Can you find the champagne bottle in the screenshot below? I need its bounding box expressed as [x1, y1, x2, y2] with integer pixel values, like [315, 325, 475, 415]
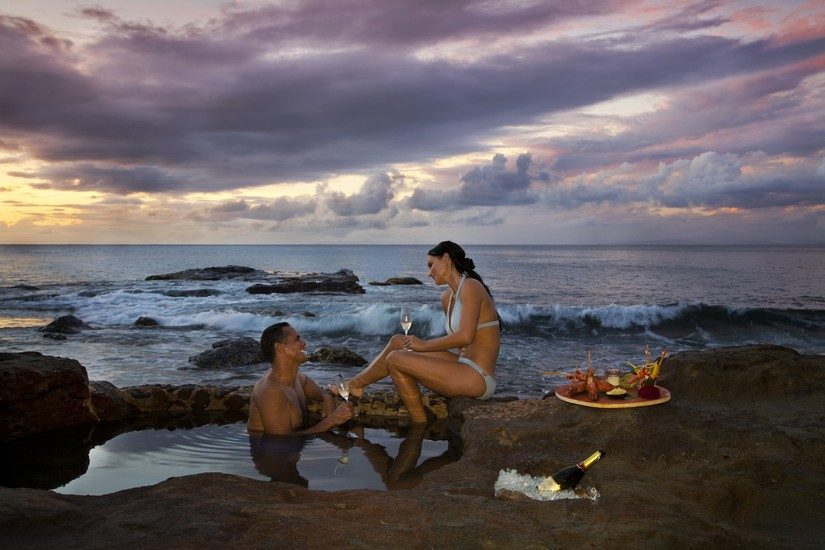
[538, 450, 605, 492]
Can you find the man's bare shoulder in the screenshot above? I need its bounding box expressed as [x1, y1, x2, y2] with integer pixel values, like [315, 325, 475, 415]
[252, 378, 289, 400]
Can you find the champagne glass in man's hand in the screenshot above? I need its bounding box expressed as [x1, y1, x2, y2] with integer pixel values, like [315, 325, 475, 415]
[334, 373, 349, 401]
[333, 373, 358, 418]
[400, 305, 412, 350]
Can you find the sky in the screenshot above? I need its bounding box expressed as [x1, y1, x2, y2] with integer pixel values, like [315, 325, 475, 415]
[0, 0, 823, 244]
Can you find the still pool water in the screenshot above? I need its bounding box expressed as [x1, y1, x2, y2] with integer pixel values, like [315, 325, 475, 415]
[52, 422, 459, 495]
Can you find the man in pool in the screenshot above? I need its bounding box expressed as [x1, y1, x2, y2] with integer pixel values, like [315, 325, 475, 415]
[248, 322, 354, 435]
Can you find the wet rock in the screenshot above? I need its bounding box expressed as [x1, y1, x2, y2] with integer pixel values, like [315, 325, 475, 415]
[302, 311, 316, 317]
[307, 346, 368, 366]
[118, 384, 252, 414]
[134, 316, 159, 327]
[163, 289, 222, 298]
[0, 352, 98, 441]
[89, 381, 138, 420]
[368, 277, 424, 286]
[146, 265, 265, 281]
[39, 315, 88, 334]
[246, 269, 365, 294]
[188, 337, 264, 369]
[10, 284, 41, 291]
[42, 333, 67, 340]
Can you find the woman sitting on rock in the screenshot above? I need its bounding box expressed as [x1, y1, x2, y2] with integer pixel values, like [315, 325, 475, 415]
[344, 241, 501, 423]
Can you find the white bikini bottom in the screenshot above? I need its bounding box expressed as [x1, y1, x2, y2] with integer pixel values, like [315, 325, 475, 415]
[458, 356, 496, 400]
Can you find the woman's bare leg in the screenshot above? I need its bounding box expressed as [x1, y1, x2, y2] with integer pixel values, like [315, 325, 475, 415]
[346, 334, 405, 396]
[389, 367, 428, 422]
[386, 351, 487, 423]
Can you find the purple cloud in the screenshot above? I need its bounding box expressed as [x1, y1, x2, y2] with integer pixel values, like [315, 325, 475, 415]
[408, 154, 539, 210]
[0, 5, 822, 196]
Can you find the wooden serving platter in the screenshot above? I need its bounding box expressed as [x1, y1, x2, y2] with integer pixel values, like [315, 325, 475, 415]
[554, 385, 671, 408]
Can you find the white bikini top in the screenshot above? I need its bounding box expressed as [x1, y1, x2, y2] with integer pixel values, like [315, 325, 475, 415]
[446, 273, 500, 335]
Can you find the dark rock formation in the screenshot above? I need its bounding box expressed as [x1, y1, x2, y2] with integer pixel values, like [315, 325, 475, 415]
[89, 381, 138, 420]
[0, 352, 98, 441]
[39, 315, 88, 334]
[1, 345, 823, 548]
[307, 346, 368, 366]
[134, 316, 159, 327]
[188, 337, 264, 369]
[146, 265, 264, 281]
[42, 333, 67, 340]
[163, 289, 222, 298]
[246, 269, 365, 294]
[369, 277, 424, 286]
[10, 284, 41, 291]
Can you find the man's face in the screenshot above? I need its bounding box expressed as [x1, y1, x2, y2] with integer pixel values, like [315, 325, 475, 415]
[277, 326, 307, 364]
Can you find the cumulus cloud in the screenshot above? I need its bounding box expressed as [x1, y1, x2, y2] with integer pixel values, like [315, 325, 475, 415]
[542, 151, 825, 210]
[408, 154, 539, 211]
[325, 173, 396, 216]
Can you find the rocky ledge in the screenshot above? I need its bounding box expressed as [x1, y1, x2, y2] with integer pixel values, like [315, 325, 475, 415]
[368, 277, 424, 286]
[146, 265, 265, 281]
[1, 345, 823, 548]
[246, 269, 365, 294]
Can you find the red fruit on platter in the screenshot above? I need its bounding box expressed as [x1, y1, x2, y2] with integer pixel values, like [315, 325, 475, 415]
[637, 385, 661, 399]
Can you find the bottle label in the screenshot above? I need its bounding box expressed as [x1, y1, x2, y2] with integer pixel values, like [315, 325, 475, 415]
[537, 476, 561, 492]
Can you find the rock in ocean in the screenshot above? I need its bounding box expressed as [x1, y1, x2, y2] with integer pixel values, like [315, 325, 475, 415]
[246, 269, 365, 294]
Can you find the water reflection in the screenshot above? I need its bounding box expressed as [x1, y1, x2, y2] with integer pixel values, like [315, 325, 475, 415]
[248, 423, 461, 490]
[248, 433, 309, 488]
[1, 416, 461, 494]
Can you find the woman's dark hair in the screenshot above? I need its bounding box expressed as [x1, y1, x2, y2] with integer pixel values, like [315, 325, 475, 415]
[261, 322, 291, 363]
[428, 241, 502, 327]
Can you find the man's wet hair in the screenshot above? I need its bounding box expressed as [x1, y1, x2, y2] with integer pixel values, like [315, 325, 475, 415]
[261, 322, 291, 363]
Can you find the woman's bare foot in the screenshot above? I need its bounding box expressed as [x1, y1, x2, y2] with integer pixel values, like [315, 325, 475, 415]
[329, 381, 365, 398]
[347, 381, 365, 398]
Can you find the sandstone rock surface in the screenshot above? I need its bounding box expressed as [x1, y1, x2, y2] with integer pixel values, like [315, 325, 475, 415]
[0, 352, 97, 441]
[0, 345, 823, 548]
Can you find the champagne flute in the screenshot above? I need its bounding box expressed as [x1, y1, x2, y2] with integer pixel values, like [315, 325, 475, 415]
[400, 305, 412, 350]
[334, 373, 349, 402]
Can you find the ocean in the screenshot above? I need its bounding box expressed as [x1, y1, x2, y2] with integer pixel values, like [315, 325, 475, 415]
[1, 244, 823, 397]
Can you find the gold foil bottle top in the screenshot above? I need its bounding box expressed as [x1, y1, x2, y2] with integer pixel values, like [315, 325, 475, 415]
[580, 450, 605, 470]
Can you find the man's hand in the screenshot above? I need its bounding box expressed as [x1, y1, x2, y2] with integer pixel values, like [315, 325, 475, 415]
[329, 401, 355, 426]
